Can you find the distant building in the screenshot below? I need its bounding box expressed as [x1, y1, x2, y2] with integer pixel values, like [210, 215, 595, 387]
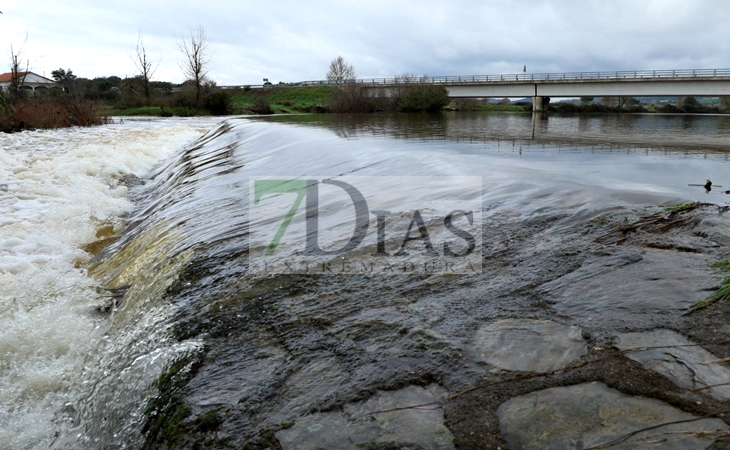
[0, 71, 61, 93]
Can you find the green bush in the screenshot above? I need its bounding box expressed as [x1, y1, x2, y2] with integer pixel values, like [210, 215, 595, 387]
[554, 103, 581, 113]
[657, 104, 684, 113]
[682, 96, 699, 107]
[395, 85, 449, 112]
[329, 85, 375, 113]
[204, 91, 232, 115]
[249, 94, 274, 114]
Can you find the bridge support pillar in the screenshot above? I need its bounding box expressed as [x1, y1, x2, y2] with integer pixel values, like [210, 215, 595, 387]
[532, 96, 550, 112]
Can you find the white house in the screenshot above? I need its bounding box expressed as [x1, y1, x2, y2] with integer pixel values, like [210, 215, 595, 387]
[0, 71, 60, 93]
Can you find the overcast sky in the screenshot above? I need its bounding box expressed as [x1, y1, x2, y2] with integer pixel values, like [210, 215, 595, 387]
[1, 0, 729, 86]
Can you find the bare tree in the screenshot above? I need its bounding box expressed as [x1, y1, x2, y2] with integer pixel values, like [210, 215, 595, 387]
[394, 72, 419, 83]
[133, 34, 158, 105]
[392, 72, 418, 97]
[178, 26, 210, 104]
[326, 56, 356, 82]
[8, 34, 29, 98]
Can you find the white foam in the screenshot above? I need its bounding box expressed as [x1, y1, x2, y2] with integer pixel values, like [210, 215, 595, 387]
[0, 117, 221, 449]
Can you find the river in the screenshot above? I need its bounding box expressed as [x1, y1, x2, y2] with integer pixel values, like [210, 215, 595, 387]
[2, 112, 730, 449]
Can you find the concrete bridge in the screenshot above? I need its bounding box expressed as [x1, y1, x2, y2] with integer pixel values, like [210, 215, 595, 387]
[231, 69, 730, 112]
[360, 69, 730, 112]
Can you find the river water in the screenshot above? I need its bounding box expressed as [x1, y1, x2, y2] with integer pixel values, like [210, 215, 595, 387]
[2, 112, 730, 449]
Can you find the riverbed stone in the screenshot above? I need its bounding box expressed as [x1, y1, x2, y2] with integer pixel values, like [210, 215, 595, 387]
[497, 382, 728, 449]
[275, 384, 454, 450]
[268, 357, 348, 426]
[541, 248, 720, 327]
[473, 319, 586, 372]
[616, 329, 730, 400]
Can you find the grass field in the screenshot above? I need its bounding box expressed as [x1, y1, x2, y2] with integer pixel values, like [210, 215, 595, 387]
[231, 86, 336, 114]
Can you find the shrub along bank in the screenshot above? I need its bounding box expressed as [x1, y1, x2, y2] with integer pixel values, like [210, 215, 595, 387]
[0, 91, 109, 132]
[229, 84, 451, 115]
[327, 84, 451, 113]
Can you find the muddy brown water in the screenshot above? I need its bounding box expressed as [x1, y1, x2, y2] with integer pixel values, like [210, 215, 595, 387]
[44, 112, 730, 448]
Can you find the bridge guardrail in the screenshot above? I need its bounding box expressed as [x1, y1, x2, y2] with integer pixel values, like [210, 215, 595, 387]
[221, 69, 730, 90]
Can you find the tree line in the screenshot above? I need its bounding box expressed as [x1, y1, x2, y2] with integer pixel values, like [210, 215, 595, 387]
[324, 56, 450, 113]
[1, 25, 229, 130]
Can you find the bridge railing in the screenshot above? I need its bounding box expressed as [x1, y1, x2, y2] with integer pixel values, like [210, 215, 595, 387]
[220, 69, 730, 90]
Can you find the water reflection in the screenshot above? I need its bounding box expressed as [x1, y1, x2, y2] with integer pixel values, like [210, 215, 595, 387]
[247, 112, 730, 202]
[253, 112, 730, 152]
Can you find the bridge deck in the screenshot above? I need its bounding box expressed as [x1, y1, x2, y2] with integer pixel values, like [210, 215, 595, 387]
[222, 69, 730, 97]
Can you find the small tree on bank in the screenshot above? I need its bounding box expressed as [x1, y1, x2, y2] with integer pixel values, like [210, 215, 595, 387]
[326, 56, 356, 82]
[51, 68, 78, 94]
[178, 26, 210, 105]
[8, 34, 29, 98]
[133, 34, 158, 105]
[51, 68, 77, 84]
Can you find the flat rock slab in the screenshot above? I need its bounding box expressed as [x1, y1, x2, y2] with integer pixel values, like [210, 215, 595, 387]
[540, 248, 720, 327]
[497, 382, 728, 449]
[276, 384, 454, 450]
[473, 319, 586, 372]
[616, 329, 730, 401]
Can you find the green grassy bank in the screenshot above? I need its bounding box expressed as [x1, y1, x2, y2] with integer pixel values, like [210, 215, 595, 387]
[231, 86, 335, 114]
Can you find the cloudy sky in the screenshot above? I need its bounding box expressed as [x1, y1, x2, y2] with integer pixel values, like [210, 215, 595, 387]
[1, 0, 729, 86]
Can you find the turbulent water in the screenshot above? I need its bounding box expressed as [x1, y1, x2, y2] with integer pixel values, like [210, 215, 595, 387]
[0, 117, 222, 449]
[2, 112, 730, 449]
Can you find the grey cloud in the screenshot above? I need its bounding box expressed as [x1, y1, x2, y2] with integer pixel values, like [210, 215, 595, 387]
[1, 0, 729, 84]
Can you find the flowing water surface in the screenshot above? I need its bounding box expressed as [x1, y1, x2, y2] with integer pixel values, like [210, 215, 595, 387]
[2, 112, 730, 449]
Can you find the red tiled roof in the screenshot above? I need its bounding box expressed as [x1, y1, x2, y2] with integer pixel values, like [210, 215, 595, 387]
[0, 72, 57, 84]
[0, 72, 29, 82]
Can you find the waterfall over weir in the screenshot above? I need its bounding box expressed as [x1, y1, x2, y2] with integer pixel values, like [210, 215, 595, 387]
[4, 113, 730, 448]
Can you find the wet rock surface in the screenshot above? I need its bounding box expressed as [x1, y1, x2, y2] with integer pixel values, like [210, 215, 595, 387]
[276, 385, 454, 450]
[497, 382, 729, 449]
[540, 247, 721, 328]
[617, 329, 730, 401]
[473, 319, 587, 372]
[140, 204, 730, 449]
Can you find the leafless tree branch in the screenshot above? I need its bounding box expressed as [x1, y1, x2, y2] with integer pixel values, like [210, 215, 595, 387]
[177, 26, 210, 104]
[133, 33, 159, 105]
[8, 33, 29, 98]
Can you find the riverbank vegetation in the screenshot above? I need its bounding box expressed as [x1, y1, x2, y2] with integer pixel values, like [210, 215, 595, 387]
[6, 78, 730, 132]
[230, 86, 335, 114]
[548, 95, 727, 114]
[1, 26, 232, 132]
[326, 83, 451, 113]
[0, 90, 109, 132]
[689, 259, 730, 312]
[6, 36, 730, 132]
[5, 32, 730, 132]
